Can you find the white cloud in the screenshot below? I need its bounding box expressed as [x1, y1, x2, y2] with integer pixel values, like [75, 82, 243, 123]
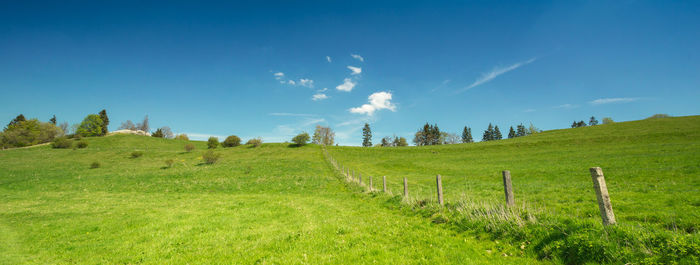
[458, 57, 537, 93]
[299, 78, 314, 88]
[274, 72, 284, 80]
[318, 87, 328, 92]
[336, 78, 356, 92]
[554, 103, 579, 109]
[326, 56, 332, 62]
[349, 91, 396, 116]
[287, 80, 296, 85]
[590, 97, 640, 105]
[312, 93, 328, 101]
[351, 54, 364, 62]
[347, 66, 362, 75]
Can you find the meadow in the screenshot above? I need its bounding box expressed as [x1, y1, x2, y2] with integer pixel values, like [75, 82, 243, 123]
[327, 115, 700, 263]
[0, 135, 542, 264]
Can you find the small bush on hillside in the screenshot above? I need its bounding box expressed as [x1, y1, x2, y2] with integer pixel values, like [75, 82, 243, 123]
[184, 143, 195, 152]
[647, 113, 671, 119]
[207, 137, 219, 149]
[202, 150, 221, 164]
[175, 134, 189, 141]
[131, 151, 143, 158]
[75, 140, 88, 149]
[51, 137, 73, 149]
[222, 135, 241, 147]
[90, 161, 100, 169]
[291, 132, 310, 146]
[164, 159, 174, 168]
[246, 138, 262, 147]
[602, 117, 614, 124]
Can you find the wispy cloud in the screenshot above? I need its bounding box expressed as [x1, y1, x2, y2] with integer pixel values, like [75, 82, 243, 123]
[273, 72, 284, 80]
[347, 66, 362, 75]
[457, 57, 537, 93]
[351, 54, 364, 62]
[287, 80, 296, 85]
[312, 93, 328, 101]
[299, 78, 314, 88]
[349, 91, 396, 116]
[590, 97, 640, 105]
[269, 113, 316, 117]
[554, 103, 579, 109]
[336, 78, 356, 92]
[326, 56, 332, 62]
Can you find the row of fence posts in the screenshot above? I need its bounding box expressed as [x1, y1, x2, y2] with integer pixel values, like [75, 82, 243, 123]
[322, 148, 616, 226]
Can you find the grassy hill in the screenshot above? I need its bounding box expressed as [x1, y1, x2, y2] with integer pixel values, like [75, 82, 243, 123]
[0, 135, 541, 264]
[327, 115, 700, 263]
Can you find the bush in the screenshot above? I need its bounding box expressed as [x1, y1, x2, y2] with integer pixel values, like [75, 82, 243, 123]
[184, 143, 195, 152]
[131, 151, 143, 158]
[75, 140, 88, 149]
[77, 114, 104, 137]
[165, 159, 174, 168]
[647, 113, 671, 119]
[3, 119, 62, 148]
[90, 161, 100, 169]
[602, 117, 614, 124]
[207, 137, 219, 149]
[51, 137, 73, 149]
[291, 132, 310, 146]
[202, 150, 221, 164]
[246, 138, 262, 147]
[175, 134, 189, 141]
[222, 135, 241, 147]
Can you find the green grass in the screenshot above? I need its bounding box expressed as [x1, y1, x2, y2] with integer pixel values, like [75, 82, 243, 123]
[0, 135, 542, 264]
[327, 115, 700, 264]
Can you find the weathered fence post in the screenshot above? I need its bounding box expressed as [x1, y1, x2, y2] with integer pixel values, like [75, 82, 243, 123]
[502, 170, 515, 207]
[383, 176, 387, 193]
[590, 167, 616, 225]
[436, 174, 444, 205]
[403, 177, 408, 197]
[369, 176, 373, 191]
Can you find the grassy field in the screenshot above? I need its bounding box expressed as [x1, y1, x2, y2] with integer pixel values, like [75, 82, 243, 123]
[327, 115, 700, 264]
[0, 135, 543, 264]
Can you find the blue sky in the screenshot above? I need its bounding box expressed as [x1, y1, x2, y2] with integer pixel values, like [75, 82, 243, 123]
[1, 1, 699, 145]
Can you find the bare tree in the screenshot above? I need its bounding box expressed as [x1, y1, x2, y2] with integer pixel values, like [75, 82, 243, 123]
[137, 115, 149, 132]
[160, 126, 174, 139]
[312, 125, 335, 145]
[118, 120, 137, 131]
[59, 122, 69, 136]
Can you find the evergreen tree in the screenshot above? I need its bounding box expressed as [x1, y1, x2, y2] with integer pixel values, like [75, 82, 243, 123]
[461, 126, 473, 143]
[516, 124, 527, 137]
[577, 120, 586, 127]
[152, 128, 164, 138]
[362, 123, 372, 147]
[493, 126, 502, 140]
[482, 123, 494, 141]
[7, 114, 26, 128]
[508, 126, 516, 139]
[49, 115, 57, 125]
[589, 116, 599, 126]
[98, 109, 109, 136]
[571, 121, 578, 128]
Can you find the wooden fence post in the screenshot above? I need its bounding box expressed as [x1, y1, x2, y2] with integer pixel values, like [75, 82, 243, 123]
[383, 176, 387, 193]
[436, 174, 444, 205]
[590, 167, 616, 225]
[369, 176, 373, 191]
[403, 177, 408, 197]
[502, 170, 514, 207]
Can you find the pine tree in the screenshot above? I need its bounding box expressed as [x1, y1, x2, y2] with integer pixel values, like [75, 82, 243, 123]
[362, 123, 372, 147]
[7, 114, 26, 128]
[98, 109, 109, 136]
[49, 115, 57, 125]
[483, 123, 494, 141]
[508, 126, 516, 139]
[577, 120, 586, 127]
[589, 116, 598, 126]
[494, 126, 502, 140]
[571, 121, 578, 128]
[516, 124, 527, 137]
[461, 126, 473, 143]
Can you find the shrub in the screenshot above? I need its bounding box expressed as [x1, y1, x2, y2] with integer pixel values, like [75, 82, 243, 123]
[90, 161, 100, 169]
[602, 117, 614, 124]
[3, 119, 62, 148]
[165, 159, 174, 168]
[647, 113, 671, 119]
[184, 143, 195, 152]
[51, 137, 73, 149]
[291, 132, 310, 146]
[75, 140, 88, 149]
[175, 134, 189, 141]
[207, 137, 219, 149]
[202, 150, 221, 164]
[131, 151, 143, 158]
[152, 128, 164, 138]
[246, 138, 262, 147]
[222, 135, 241, 147]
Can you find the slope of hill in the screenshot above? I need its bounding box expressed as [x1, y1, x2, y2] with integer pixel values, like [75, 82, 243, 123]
[327, 115, 700, 264]
[0, 135, 542, 264]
